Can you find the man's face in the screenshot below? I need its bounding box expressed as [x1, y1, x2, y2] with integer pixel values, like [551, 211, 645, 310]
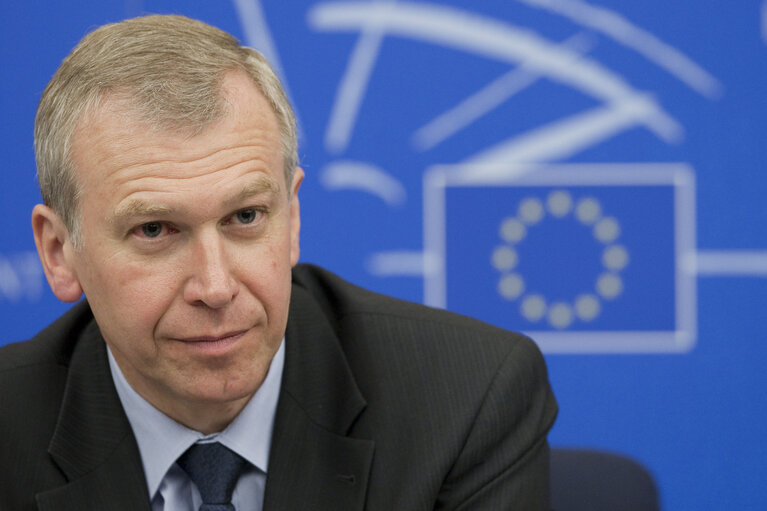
[62, 72, 301, 428]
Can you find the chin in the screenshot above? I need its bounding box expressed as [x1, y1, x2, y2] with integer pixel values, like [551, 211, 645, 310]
[186, 373, 261, 404]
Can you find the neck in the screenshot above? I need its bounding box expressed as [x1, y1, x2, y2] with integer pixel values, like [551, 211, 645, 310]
[163, 396, 253, 435]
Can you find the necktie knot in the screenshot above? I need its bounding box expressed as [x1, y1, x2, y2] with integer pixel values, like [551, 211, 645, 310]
[177, 442, 248, 511]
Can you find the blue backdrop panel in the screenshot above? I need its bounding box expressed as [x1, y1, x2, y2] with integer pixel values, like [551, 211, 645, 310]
[2, 1, 766, 509]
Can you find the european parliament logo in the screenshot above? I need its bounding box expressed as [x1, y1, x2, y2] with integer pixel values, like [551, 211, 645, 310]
[6, 1, 764, 353]
[233, 1, 766, 354]
[424, 163, 697, 353]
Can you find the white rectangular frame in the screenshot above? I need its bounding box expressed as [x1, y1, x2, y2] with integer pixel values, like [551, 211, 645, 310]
[423, 162, 697, 353]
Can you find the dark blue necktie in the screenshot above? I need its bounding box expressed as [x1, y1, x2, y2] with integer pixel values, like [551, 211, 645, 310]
[177, 442, 248, 511]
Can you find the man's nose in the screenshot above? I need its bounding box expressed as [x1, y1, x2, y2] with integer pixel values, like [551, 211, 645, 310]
[183, 233, 239, 308]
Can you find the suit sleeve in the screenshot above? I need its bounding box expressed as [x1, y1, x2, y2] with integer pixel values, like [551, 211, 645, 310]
[435, 336, 558, 510]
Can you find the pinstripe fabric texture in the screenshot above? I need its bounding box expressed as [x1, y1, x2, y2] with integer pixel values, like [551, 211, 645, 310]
[0, 309, 150, 511]
[1, 264, 557, 510]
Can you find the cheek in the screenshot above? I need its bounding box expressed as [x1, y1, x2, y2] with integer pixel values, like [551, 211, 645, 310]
[123, 261, 182, 310]
[90, 258, 180, 331]
[241, 242, 293, 313]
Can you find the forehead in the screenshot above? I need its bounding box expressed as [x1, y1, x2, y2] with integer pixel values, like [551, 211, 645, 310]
[70, 71, 284, 191]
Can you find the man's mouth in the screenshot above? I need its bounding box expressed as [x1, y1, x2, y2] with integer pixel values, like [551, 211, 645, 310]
[172, 330, 249, 353]
[180, 330, 248, 343]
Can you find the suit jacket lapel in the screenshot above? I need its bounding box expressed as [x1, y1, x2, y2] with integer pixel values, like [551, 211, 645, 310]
[36, 317, 150, 511]
[264, 285, 374, 511]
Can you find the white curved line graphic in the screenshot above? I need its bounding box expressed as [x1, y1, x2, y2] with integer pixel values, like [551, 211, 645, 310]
[232, 0, 278, 65]
[467, 95, 683, 171]
[311, 2, 681, 165]
[323, 0, 397, 154]
[233, 0, 304, 137]
[516, 0, 723, 99]
[320, 160, 407, 205]
[310, 3, 670, 107]
[412, 31, 596, 151]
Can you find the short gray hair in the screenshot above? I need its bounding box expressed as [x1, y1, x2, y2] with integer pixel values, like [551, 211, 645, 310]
[34, 14, 298, 247]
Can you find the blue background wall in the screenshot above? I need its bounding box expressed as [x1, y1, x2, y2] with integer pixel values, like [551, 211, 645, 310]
[2, 1, 765, 508]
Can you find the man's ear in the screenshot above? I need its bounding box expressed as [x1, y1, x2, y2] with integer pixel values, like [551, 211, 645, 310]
[289, 167, 304, 267]
[31, 204, 83, 302]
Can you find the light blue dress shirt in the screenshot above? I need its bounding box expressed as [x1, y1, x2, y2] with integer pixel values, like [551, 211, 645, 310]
[107, 340, 285, 511]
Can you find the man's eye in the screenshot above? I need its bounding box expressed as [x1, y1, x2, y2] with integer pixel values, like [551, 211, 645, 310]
[139, 222, 164, 238]
[235, 209, 258, 224]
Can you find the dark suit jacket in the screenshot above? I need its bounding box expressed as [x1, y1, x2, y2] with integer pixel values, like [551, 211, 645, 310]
[0, 264, 557, 510]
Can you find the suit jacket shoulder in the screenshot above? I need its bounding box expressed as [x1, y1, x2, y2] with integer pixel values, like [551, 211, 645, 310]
[0, 306, 80, 510]
[1, 265, 556, 511]
[0, 301, 150, 511]
[274, 264, 558, 510]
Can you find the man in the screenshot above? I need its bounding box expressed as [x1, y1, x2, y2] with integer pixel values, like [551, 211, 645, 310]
[0, 14, 557, 510]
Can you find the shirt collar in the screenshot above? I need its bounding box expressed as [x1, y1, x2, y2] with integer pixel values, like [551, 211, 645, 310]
[107, 339, 285, 500]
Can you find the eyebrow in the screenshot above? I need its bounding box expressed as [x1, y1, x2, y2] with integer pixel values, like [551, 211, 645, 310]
[111, 175, 282, 221]
[236, 175, 281, 201]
